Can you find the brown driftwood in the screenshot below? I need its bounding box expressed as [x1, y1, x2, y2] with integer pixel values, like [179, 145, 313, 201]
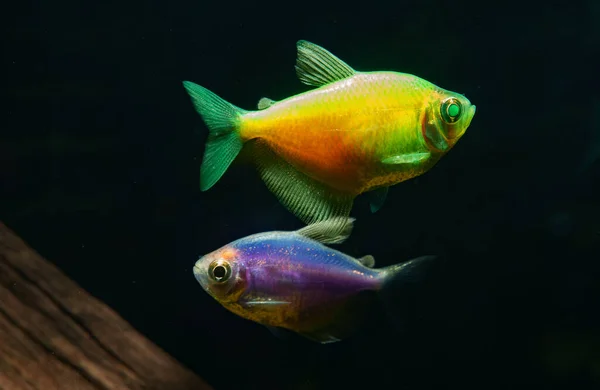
[0, 222, 213, 390]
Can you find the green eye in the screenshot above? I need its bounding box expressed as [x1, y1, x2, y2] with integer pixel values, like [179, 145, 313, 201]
[441, 98, 462, 124]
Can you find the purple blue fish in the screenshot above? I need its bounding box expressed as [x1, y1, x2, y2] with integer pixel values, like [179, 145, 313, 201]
[193, 218, 434, 344]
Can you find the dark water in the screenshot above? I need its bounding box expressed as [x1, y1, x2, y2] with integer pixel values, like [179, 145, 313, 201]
[4, 0, 600, 389]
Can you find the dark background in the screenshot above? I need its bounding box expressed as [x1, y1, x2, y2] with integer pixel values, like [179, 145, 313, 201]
[4, 0, 600, 389]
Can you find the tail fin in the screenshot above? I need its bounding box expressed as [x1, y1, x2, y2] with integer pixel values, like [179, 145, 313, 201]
[182, 81, 247, 191]
[377, 255, 438, 331]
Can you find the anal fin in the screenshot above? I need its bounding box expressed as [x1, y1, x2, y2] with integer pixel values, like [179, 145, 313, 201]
[252, 142, 354, 237]
[296, 291, 375, 344]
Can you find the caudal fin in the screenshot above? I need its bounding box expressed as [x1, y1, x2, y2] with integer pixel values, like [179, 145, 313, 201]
[377, 255, 438, 331]
[182, 81, 247, 191]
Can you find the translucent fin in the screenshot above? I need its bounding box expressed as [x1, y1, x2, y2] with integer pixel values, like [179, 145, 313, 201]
[298, 331, 341, 344]
[257, 97, 276, 110]
[378, 255, 438, 331]
[296, 291, 374, 344]
[253, 142, 355, 236]
[381, 152, 431, 165]
[296, 217, 355, 244]
[267, 326, 340, 344]
[358, 255, 375, 268]
[424, 120, 449, 152]
[242, 300, 291, 307]
[182, 81, 247, 191]
[380, 256, 437, 285]
[295, 40, 356, 87]
[368, 187, 388, 213]
[265, 326, 293, 340]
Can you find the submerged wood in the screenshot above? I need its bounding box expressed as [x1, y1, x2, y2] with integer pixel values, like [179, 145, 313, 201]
[0, 222, 212, 390]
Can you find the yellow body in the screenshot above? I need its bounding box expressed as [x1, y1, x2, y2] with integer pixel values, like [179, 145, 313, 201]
[241, 72, 442, 194]
[183, 40, 476, 231]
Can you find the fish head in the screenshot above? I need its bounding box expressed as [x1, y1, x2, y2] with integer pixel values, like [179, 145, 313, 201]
[421, 89, 476, 152]
[193, 246, 246, 304]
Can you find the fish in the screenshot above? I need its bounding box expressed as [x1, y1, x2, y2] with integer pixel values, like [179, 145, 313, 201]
[182, 40, 476, 235]
[192, 217, 435, 344]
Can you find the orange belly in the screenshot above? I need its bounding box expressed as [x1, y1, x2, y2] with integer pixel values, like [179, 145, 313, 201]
[258, 120, 374, 193]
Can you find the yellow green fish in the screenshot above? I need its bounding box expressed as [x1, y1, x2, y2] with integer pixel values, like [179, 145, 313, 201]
[183, 40, 476, 233]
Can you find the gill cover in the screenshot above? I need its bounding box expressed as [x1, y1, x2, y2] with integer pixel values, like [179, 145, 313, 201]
[422, 92, 473, 152]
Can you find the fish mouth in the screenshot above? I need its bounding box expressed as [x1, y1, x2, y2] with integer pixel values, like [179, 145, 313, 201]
[193, 262, 207, 287]
[468, 105, 476, 124]
[453, 104, 476, 140]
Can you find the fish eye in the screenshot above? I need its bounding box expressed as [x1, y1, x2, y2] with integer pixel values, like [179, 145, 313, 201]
[440, 97, 462, 124]
[208, 260, 232, 283]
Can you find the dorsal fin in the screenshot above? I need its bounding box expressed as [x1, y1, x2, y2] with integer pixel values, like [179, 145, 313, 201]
[295, 217, 355, 244]
[257, 97, 276, 110]
[295, 40, 356, 87]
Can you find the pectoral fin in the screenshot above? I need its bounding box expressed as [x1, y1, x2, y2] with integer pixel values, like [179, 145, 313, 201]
[242, 299, 291, 308]
[381, 152, 431, 165]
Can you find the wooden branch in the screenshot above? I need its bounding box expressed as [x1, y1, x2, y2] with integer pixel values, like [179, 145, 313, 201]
[0, 222, 213, 390]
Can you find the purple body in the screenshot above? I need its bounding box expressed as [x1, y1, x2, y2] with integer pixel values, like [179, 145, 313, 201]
[233, 231, 382, 304]
[194, 225, 430, 343]
[194, 228, 391, 342]
[213, 230, 386, 342]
